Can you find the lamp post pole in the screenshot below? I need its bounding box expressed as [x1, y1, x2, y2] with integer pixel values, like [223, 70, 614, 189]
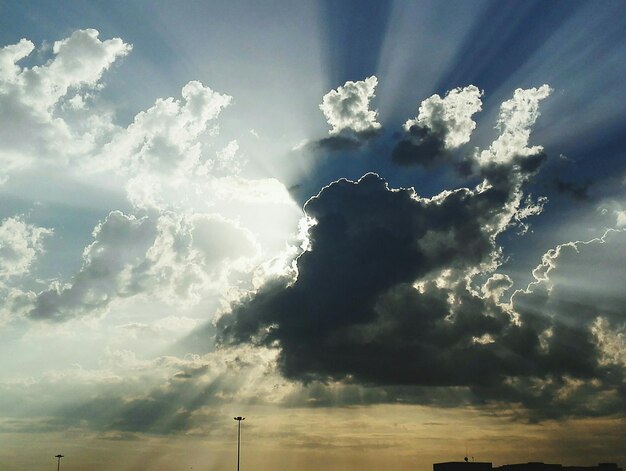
[55, 454, 64, 471]
[233, 417, 245, 471]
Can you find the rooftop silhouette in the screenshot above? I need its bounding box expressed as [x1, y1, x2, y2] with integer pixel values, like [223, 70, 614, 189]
[435, 461, 623, 471]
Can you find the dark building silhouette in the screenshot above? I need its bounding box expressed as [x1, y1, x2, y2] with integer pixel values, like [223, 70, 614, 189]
[435, 462, 492, 471]
[434, 461, 622, 471]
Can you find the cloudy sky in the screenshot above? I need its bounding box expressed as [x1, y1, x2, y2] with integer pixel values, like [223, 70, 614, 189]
[1, 1, 626, 470]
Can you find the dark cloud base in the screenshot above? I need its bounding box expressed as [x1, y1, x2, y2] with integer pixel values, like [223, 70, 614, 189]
[218, 167, 626, 421]
[391, 124, 447, 167]
[310, 128, 382, 153]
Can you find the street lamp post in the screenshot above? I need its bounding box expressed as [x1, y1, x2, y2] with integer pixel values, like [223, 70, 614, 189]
[55, 454, 64, 471]
[233, 417, 245, 471]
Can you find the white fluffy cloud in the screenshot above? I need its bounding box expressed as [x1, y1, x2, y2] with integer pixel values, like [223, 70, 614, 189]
[99, 80, 231, 176]
[0, 29, 131, 179]
[319, 76, 381, 135]
[404, 85, 483, 148]
[0, 30, 303, 328]
[0, 217, 52, 281]
[476, 85, 552, 165]
[7, 29, 130, 112]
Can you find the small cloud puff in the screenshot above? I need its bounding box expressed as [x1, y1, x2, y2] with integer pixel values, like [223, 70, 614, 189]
[476, 85, 552, 166]
[319, 76, 381, 136]
[392, 85, 482, 167]
[404, 85, 483, 149]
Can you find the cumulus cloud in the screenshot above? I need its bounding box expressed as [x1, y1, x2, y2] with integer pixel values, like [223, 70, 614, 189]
[0, 30, 303, 329]
[0, 216, 52, 281]
[320, 76, 381, 135]
[2, 26, 621, 435]
[0, 29, 130, 179]
[98, 80, 231, 176]
[476, 85, 552, 166]
[218, 186, 626, 418]
[392, 85, 483, 166]
[215, 85, 626, 420]
[492, 229, 626, 418]
[93, 77, 299, 244]
[315, 76, 381, 150]
[406, 85, 483, 148]
[17, 29, 130, 111]
[218, 171, 519, 384]
[26, 210, 257, 322]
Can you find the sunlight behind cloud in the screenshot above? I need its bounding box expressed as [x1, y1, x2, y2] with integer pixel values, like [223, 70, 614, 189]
[1, 3, 625, 470]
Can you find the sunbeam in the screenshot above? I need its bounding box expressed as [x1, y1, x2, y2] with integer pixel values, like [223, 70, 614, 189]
[1, 2, 625, 471]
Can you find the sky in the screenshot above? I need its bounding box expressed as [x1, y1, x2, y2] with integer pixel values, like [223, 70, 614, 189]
[1, 1, 626, 471]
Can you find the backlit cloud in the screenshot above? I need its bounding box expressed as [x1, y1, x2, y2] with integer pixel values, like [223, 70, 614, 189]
[476, 85, 552, 166]
[320, 76, 381, 135]
[98, 80, 231, 176]
[0, 19, 624, 464]
[0, 29, 130, 179]
[0, 30, 302, 329]
[313, 76, 382, 151]
[393, 85, 483, 166]
[216, 85, 626, 419]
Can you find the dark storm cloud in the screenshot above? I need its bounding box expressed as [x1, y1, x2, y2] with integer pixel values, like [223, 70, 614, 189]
[217, 165, 626, 418]
[219, 170, 517, 383]
[23, 228, 623, 435]
[213, 84, 623, 421]
[468, 230, 626, 420]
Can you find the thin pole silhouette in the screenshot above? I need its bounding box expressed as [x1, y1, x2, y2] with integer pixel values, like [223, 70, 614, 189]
[234, 417, 245, 471]
[55, 454, 64, 471]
